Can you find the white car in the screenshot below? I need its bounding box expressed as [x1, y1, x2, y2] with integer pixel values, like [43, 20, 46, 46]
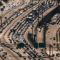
[1, 47, 3, 51]
[20, 12, 23, 15]
[10, 58, 12, 60]
[56, 49, 58, 51]
[39, 28, 41, 32]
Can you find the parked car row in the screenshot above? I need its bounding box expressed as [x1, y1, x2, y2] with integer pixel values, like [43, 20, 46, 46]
[7, 9, 44, 59]
[0, 39, 22, 59]
[0, 39, 8, 59]
[0, 2, 38, 33]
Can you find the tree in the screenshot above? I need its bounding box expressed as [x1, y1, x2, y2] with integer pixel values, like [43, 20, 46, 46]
[57, 0, 60, 5]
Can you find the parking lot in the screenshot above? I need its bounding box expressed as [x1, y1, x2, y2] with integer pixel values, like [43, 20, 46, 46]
[46, 14, 60, 60]
[0, 0, 59, 60]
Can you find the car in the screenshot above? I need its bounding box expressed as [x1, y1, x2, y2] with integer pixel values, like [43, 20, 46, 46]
[2, 54, 5, 57]
[1, 47, 3, 51]
[12, 17, 14, 20]
[23, 9, 27, 12]
[56, 53, 60, 57]
[39, 28, 41, 32]
[53, 37, 55, 40]
[47, 23, 49, 27]
[0, 30, 2, 33]
[41, 48, 43, 53]
[23, 51, 25, 53]
[43, 54, 45, 56]
[38, 58, 40, 60]
[53, 43, 55, 45]
[4, 56, 6, 59]
[40, 26, 42, 29]
[56, 49, 58, 51]
[18, 13, 20, 16]
[50, 22, 53, 24]
[48, 31, 50, 33]
[50, 37, 52, 40]
[0, 41, 4, 44]
[20, 12, 23, 15]
[23, 57, 26, 59]
[42, 25, 45, 27]
[3, 52, 7, 55]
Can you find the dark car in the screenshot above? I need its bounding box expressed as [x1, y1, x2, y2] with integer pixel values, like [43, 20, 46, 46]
[53, 37, 55, 40]
[56, 53, 60, 57]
